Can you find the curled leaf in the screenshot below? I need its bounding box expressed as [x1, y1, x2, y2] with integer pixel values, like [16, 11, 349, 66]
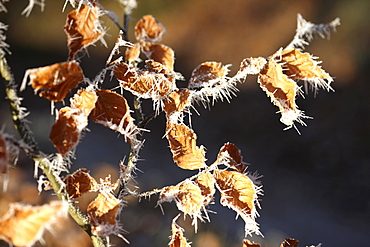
[195, 172, 215, 206]
[163, 88, 192, 123]
[257, 59, 303, 127]
[280, 238, 299, 247]
[49, 107, 87, 156]
[134, 15, 165, 42]
[70, 88, 98, 117]
[216, 142, 248, 173]
[277, 48, 333, 92]
[65, 4, 104, 60]
[0, 201, 68, 247]
[125, 43, 141, 63]
[87, 192, 121, 237]
[214, 170, 260, 236]
[141, 42, 175, 70]
[166, 122, 206, 170]
[22, 61, 84, 102]
[243, 239, 261, 247]
[235, 57, 267, 81]
[89, 89, 138, 143]
[169, 217, 191, 247]
[63, 168, 98, 198]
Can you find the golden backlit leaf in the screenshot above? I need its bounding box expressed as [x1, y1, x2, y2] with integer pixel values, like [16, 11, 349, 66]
[280, 238, 299, 247]
[49, 107, 87, 156]
[243, 239, 261, 247]
[87, 192, 120, 236]
[89, 89, 136, 138]
[65, 4, 104, 60]
[176, 182, 203, 215]
[216, 143, 248, 173]
[214, 170, 260, 235]
[70, 89, 97, 117]
[166, 122, 206, 170]
[114, 60, 177, 100]
[125, 43, 141, 62]
[169, 218, 191, 247]
[188, 61, 229, 89]
[23, 61, 84, 102]
[134, 15, 165, 42]
[236, 57, 267, 80]
[0, 133, 7, 174]
[163, 88, 192, 118]
[63, 168, 98, 198]
[195, 172, 215, 206]
[0, 201, 67, 247]
[141, 42, 175, 70]
[278, 48, 333, 91]
[257, 59, 301, 126]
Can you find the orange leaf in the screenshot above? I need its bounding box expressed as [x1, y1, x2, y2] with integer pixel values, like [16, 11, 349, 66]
[188, 61, 229, 89]
[243, 239, 261, 247]
[141, 42, 175, 70]
[169, 217, 191, 247]
[236, 57, 267, 81]
[0, 132, 7, 174]
[280, 238, 299, 247]
[125, 43, 141, 62]
[134, 15, 165, 42]
[278, 48, 333, 92]
[63, 168, 98, 198]
[216, 143, 248, 173]
[22, 61, 84, 102]
[163, 88, 192, 119]
[70, 89, 97, 117]
[87, 192, 120, 236]
[214, 170, 260, 235]
[0, 201, 67, 247]
[89, 89, 137, 139]
[114, 60, 177, 100]
[257, 59, 302, 126]
[166, 122, 206, 170]
[65, 4, 104, 61]
[195, 172, 215, 206]
[49, 107, 87, 156]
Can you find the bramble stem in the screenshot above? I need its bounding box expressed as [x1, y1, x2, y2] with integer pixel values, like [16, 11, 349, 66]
[1, 56, 106, 247]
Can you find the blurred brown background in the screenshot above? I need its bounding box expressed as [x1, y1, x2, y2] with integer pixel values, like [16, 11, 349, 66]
[0, 0, 369, 246]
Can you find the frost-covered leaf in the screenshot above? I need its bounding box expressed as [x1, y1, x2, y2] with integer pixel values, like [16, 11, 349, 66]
[65, 4, 104, 60]
[22, 61, 84, 102]
[125, 43, 141, 63]
[70, 88, 97, 116]
[216, 143, 248, 173]
[87, 192, 121, 237]
[280, 238, 299, 247]
[195, 172, 215, 206]
[164, 88, 192, 123]
[49, 107, 87, 156]
[134, 15, 165, 42]
[89, 89, 138, 143]
[243, 239, 261, 247]
[114, 60, 177, 101]
[141, 42, 175, 70]
[169, 217, 191, 247]
[277, 48, 333, 92]
[63, 168, 98, 198]
[0, 201, 68, 247]
[214, 170, 260, 236]
[235, 57, 267, 81]
[166, 122, 206, 170]
[257, 59, 303, 127]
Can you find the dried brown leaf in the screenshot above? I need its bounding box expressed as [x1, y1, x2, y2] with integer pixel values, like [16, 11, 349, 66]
[87, 192, 120, 236]
[114, 60, 177, 100]
[63, 168, 98, 198]
[163, 88, 192, 118]
[134, 15, 165, 42]
[49, 107, 87, 156]
[216, 143, 248, 173]
[243, 239, 261, 247]
[0, 201, 67, 247]
[257, 59, 301, 126]
[141, 42, 175, 70]
[23, 61, 84, 102]
[65, 4, 104, 61]
[188, 61, 229, 89]
[280, 238, 299, 247]
[169, 218, 191, 247]
[89, 89, 137, 139]
[70, 89, 97, 117]
[236, 57, 267, 81]
[125, 43, 141, 62]
[166, 122, 206, 170]
[195, 172, 215, 206]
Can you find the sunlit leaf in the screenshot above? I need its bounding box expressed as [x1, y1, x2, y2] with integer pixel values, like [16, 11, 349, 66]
[141, 42, 175, 70]
[280, 238, 299, 247]
[195, 172, 215, 206]
[63, 168, 98, 198]
[134, 15, 165, 42]
[169, 217, 191, 247]
[216, 142, 248, 173]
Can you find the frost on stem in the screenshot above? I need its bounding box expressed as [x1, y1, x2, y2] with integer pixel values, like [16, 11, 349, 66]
[286, 13, 340, 51]
[21, 0, 45, 17]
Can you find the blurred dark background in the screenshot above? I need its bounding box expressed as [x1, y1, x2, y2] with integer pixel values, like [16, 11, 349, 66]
[0, 0, 369, 247]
